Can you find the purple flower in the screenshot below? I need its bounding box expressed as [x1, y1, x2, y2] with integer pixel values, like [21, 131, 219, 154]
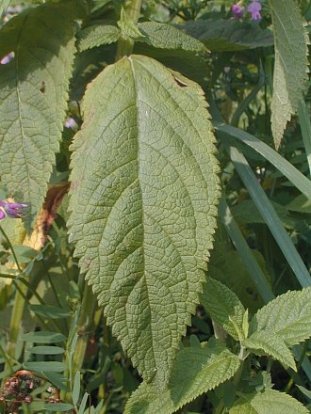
[247, 0, 262, 21]
[0, 200, 29, 220]
[65, 117, 78, 131]
[0, 51, 14, 65]
[231, 3, 245, 19]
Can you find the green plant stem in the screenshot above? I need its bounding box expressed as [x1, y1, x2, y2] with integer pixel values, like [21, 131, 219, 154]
[0, 225, 26, 370]
[0, 225, 22, 272]
[115, 0, 142, 60]
[6, 280, 28, 368]
[70, 283, 97, 381]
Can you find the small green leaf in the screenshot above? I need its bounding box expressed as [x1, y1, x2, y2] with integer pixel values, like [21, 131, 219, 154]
[244, 331, 296, 371]
[269, 0, 309, 148]
[68, 55, 220, 384]
[251, 287, 311, 347]
[125, 341, 240, 414]
[242, 309, 249, 339]
[72, 371, 81, 407]
[118, 7, 143, 40]
[29, 346, 65, 355]
[21, 331, 66, 343]
[23, 361, 65, 372]
[137, 22, 206, 52]
[77, 393, 89, 414]
[230, 388, 309, 414]
[201, 277, 245, 341]
[44, 403, 74, 412]
[78, 25, 120, 51]
[29, 304, 71, 319]
[44, 372, 67, 391]
[286, 194, 311, 214]
[182, 19, 273, 51]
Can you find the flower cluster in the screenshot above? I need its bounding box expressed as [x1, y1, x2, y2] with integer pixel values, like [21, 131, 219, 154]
[231, 0, 262, 21]
[0, 200, 29, 221]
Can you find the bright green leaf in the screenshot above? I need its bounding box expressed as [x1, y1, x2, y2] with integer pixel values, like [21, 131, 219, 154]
[68, 55, 220, 383]
[0, 1, 83, 219]
[269, 0, 309, 148]
[251, 287, 311, 347]
[244, 331, 296, 371]
[201, 277, 245, 341]
[125, 341, 240, 414]
[230, 388, 309, 414]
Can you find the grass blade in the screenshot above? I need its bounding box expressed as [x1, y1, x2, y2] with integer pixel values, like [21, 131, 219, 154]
[219, 198, 274, 303]
[229, 145, 311, 288]
[298, 98, 311, 176]
[215, 123, 311, 200]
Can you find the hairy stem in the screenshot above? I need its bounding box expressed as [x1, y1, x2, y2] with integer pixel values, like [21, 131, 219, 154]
[63, 283, 98, 402]
[115, 0, 142, 60]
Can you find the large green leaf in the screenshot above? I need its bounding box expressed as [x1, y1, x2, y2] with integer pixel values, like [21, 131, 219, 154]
[68, 55, 220, 383]
[230, 389, 309, 414]
[251, 287, 311, 347]
[182, 19, 273, 51]
[0, 1, 82, 219]
[269, 0, 309, 148]
[125, 340, 240, 414]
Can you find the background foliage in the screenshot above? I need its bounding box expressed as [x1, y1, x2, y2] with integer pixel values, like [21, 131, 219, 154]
[0, 0, 311, 413]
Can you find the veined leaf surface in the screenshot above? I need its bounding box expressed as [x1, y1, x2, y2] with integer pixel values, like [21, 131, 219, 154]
[0, 1, 82, 219]
[244, 331, 296, 371]
[201, 277, 245, 341]
[230, 388, 309, 414]
[125, 341, 240, 414]
[269, 0, 309, 148]
[251, 287, 311, 347]
[68, 55, 220, 383]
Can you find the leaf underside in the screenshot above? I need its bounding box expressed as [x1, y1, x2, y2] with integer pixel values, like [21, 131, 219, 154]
[125, 341, 240, 414]
[68, 55, 220, 383]
[0, 1, 81, 219]
[269, 0, 309, 148]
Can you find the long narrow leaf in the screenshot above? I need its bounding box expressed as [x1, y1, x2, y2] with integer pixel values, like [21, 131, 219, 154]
[229, 146, 311, 288]
[298, 98, 311, 176]
[219, 199, 274, 303]
[215, 123, 311, 200]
